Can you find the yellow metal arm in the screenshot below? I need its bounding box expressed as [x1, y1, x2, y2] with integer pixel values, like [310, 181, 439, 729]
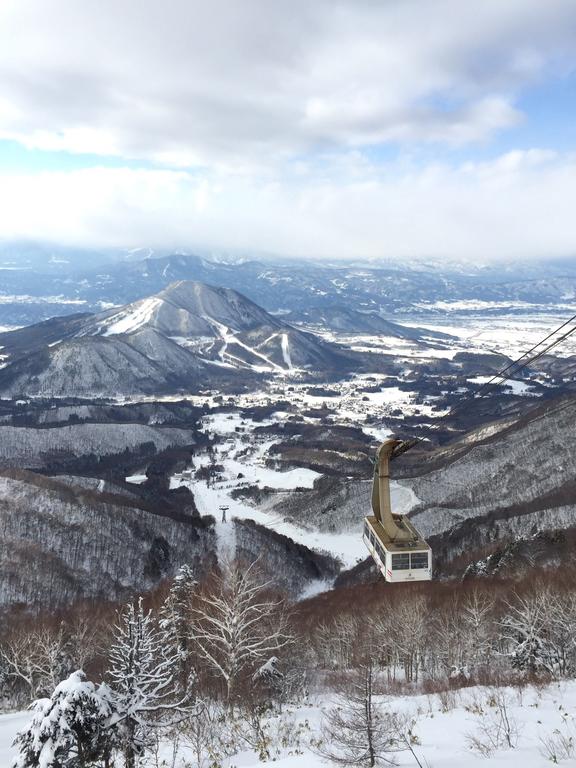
[371, 439, 414, 543]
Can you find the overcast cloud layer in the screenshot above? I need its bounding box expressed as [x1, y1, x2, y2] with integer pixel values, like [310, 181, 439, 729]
[0, 0, 575, 260]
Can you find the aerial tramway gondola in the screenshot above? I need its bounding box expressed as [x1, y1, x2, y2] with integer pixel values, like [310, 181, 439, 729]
[364, 439, 432, 583]
[364, 309, 576, 583]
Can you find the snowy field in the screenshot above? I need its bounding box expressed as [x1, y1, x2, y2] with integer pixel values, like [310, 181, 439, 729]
[405, 311, 576, 360]
[3, 681, 576, 766]
[0, 711, 32, 765]
[169, 412, 418, 572]
[123, 311, 576, 584]
[320, 310, 576, 362]
[0, 295, 86, 306]
[107, 312, 576, 446]
[116, 370, 442, 428]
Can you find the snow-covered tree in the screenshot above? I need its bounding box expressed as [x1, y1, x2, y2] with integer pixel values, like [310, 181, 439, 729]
[107, 598, 191, 768]
[429, 596, 467, 679]
[159, 564, 197, 693]
[500, 590, 553, 674]
[0, 625, 70, 701]
[390, 595, 428, 683]
[66, 615, 104, 675]
[314, 615, 360, 670]
[12, 670, 112, 768]
[461, 589, 496, 675]
[546, 591, 576, 677]
[177, 701, 227, 768]
[366, 614, 397, 681]
[188, 559, 292, 709]
[251, 655, 284, 707]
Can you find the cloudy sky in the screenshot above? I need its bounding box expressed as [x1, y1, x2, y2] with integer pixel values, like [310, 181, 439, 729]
[0, 0, 575, 261]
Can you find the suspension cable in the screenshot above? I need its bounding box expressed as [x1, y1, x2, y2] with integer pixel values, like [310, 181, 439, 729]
[395, 311, 576, 455]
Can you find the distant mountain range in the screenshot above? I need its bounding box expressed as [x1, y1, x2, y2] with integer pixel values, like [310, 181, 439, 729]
[0, 281, 354, 397]
[1, 247, 576, 326]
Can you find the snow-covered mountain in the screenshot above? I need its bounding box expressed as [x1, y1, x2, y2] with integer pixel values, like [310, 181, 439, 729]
[86, 281, 351, 374]
[287, 305, 454, 341]
[2, 247, 576, 326]
[0, 468, 215, 609]
[0, 465, 340, 610]
[90, 280, 277, 338]
[56, 252, 576, 316]
[0, 281, 353, 397]
[401, 393, 576, 569]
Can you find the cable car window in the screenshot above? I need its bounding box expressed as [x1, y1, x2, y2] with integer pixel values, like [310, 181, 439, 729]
[391, 553, 410, 570]
[410, 552, 429, 569]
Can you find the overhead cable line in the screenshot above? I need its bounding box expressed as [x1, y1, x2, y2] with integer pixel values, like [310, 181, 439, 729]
[447, 317, 576, 418]
[394, 310, 576, 456]
[465, 312, 576, 401]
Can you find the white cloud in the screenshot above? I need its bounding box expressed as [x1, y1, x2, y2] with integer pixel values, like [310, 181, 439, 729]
[1, 151, 575, 260]
[0, 0, 574, 166]
[0, 1, 574, 260]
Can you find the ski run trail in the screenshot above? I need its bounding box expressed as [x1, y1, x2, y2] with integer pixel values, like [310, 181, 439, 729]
[169, 412, 417, 576]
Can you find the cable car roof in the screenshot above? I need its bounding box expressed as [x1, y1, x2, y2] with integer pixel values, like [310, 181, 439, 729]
[365, 515, 430, 553]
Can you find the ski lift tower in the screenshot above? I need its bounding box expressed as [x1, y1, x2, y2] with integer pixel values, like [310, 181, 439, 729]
[363, 439, 432, 583]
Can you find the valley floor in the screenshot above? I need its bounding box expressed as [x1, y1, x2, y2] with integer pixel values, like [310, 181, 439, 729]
[2, 681, 576, 766]
[168, 410, 417, 574]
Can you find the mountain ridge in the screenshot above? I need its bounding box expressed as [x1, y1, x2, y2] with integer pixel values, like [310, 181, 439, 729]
[0, 280, 354, 397]
[2, 249, 576, 325]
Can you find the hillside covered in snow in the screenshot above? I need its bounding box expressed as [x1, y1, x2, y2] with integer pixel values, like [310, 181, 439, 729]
[0, 281, 355, 397]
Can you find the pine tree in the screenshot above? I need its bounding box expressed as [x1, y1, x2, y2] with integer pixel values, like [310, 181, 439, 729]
[107, 598, 190, 768]
[12, 670, 112, 768]
[159, 564, 197, 693]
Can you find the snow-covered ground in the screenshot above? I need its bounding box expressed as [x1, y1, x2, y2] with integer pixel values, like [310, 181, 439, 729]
[414, 299, 576, 313]
[112, 374, 438, 431]
[170, 412, 417, 570]
[0, 711, 32, 765]
[110, 312, 575, 422]
[117, 312, 576, 579]
[324, 332, 467, 360]
[467, 375, 537, 396]
[406, 312, 576, 360]
[125, 472, 147, 484]
[3, 681, 576, 767]
[102, 296, 164, 335]
[322, 311, 576, 363]
[0, 295, 86, 306]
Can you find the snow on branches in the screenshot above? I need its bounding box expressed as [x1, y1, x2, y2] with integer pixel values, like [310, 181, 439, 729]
[107, 597, 194, 766]
[12, 670, 113, 768]
[187, 558, 293, 708]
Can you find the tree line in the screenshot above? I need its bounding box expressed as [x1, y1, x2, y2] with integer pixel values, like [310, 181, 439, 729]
[3, 562, 576, 766]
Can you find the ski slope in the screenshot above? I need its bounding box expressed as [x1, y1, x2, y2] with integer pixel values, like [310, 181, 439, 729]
[171, 412, 417, 569]
[101, 297, 163, 335]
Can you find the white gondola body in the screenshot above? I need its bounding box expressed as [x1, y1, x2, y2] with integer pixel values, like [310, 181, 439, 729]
[363, 517, 432, 583]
